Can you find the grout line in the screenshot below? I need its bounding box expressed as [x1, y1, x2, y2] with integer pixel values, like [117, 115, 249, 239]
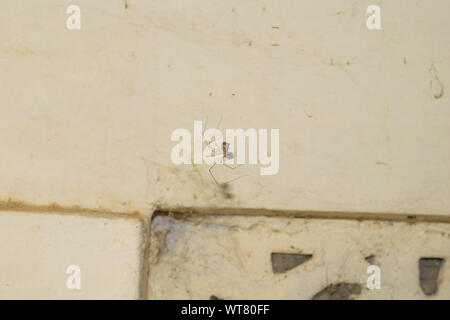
[155, 206, 450, 224]
[0, 199, 143, 220]
[138, 213, 152, 300]
[3, 198, 448, 224]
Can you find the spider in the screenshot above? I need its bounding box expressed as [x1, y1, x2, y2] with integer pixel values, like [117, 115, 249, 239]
[208, 141, 247, 185]
[201, 117, 248, 185]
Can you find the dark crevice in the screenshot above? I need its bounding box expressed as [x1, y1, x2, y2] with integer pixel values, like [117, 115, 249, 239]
[419, 257, 445, 296]
[271, 252, 313, 274]
[311, 283, 361, 300]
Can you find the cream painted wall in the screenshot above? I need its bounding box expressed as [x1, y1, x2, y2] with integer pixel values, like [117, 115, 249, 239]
[0, 1, 449, 300]
[0, 0, 448, 215]
[0, 211, 144, 299]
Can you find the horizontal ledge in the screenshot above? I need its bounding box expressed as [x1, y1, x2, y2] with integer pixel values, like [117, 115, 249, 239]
[0, 199, 143, 220]
[2, 198, 448, 224]
[155, 206, 450, 224]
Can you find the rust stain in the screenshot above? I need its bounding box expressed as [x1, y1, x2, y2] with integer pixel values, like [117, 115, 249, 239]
[429, 62, 444, 100]
[376, 161, 388, 166]
[432, 75, 444, 99]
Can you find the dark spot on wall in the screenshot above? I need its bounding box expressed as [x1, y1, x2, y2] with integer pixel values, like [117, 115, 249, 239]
[365, 255, 376, 264]
[219, 183, 234, 199]
[419, 258, 445, 296]
[271, 253, 313, 273]
[210, 295, 223, 300]
[312, 283, 361, 300]
[303, 109, 313, 119]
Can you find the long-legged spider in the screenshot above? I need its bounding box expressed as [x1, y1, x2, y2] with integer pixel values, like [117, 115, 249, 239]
[202, 117, 248, 185]
[208, 141, 248, 185]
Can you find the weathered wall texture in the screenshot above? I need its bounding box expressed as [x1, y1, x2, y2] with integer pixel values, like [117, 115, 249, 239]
[148, 214, 450, 299]
[0, 1, 448, 299]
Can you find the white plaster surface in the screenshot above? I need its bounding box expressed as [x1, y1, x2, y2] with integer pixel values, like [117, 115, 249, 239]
[0, 1, 448, 215]
[0, 211, 143, 299]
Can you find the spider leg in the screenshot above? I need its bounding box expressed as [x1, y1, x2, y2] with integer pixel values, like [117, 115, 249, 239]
[209, 160, 248, 185]
[202, 115, 208, 137]
[222, 163, 243, 170]
[203, 116, 222, 154]
[220, 174, 249, 185]
[208, 162, 219, 185]
[216, 115, 223, 132]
